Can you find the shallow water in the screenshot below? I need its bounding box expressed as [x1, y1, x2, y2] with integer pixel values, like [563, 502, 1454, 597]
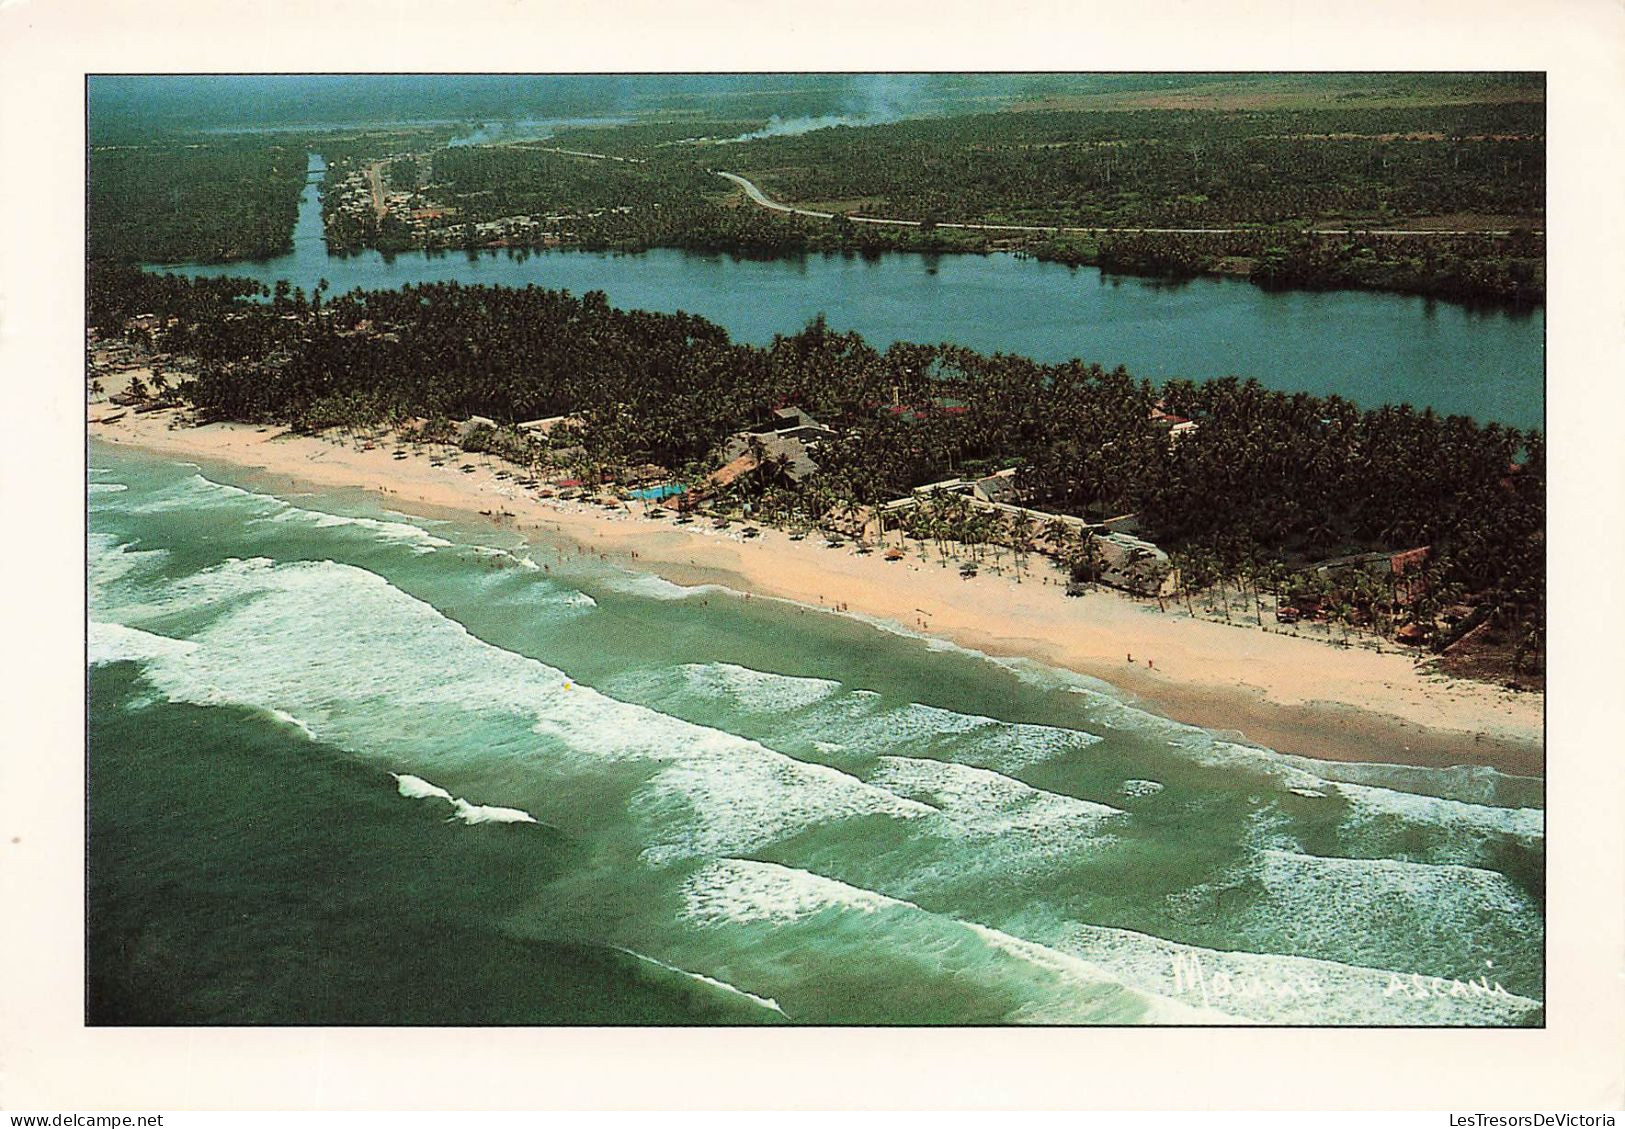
[148, 154, 1545, 430]
[86, 445, 1543, 1024]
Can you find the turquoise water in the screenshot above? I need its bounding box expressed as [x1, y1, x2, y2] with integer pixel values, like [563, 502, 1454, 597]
[88, 444, 1544, 1024]
[628, 484, 687, 501]
[148, 155, 1545, 430]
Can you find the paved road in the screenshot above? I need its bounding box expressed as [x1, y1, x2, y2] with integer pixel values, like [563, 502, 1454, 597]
[714, 170, 1541, 238]
[535, 146, 646, 165]
[515, 154, 1539, 238]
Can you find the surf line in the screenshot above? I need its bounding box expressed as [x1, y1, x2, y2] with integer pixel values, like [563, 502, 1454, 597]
[614, 946, 790, 1020]
[391, 772, 540, 825]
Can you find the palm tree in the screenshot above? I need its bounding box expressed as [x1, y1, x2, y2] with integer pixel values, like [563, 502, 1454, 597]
[1042, 516, 1071, 557]
[1008, 509, 1036, 580]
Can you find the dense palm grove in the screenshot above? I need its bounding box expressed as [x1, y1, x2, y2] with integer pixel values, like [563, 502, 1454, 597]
[707, 103, 1545, 227]
[89, 264, 1545, 680]
[87, 141, 311, 263]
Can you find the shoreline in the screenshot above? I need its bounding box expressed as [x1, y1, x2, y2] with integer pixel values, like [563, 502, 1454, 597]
[89, 411, 1544, 779]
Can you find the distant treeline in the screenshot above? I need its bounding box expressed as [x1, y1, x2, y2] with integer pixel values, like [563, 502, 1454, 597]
[90, 263, 1544, 674]
[1076, 228, 1543, 305]
[311, 140, 1542, 305]
[320, 98, 1543, 304]
[88, 141, 311, 263]
[705, 103, 1544, 228]
[88, 87, 1545, 304]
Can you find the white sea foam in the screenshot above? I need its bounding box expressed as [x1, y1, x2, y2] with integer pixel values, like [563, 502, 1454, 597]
[675, 662, 843, 713]
[988, 654, 1128, 698]
[679, 859, 1242, 1024]
[679, 858, 916, 927]
[89, 620, 198, 666]
[124, 471, 453, 554]
[88, 482, 128, 494]
[1120, 779, 1165, 798]
[392, 772, 454, 802]
[102, 557, 571, 737]
[1282, 755, 1541, 810]
[1241, 802, 1303, 853]
[390, 772, 537, 826]
[494, 576, 598, 612]
[1055, 685, 1546, 865]
[600, 573, 727, 601]
[868, 755, 1121, 840]
[995, 648, 1545, 814]
[616, 947, 788, 1018]
[1171, 848, 1542, 976]
[382, 509, 451, 525]
[264, 506, 452, 553]
[842, 610, 977, 654]
[634, 753, 935, 866]
[960, 922, 1244, 1025]
[1332, 781, 1543, 862]
[91, 555, 932, 865]
[1168, 735, 1329, 793]
[807, 698, 1105, 773]
[1027, 919, 1541, 1026]
[267, 708, 317, 739]
[126, 473, 281, 516]
[88, 534, 171, 606]
[451, 797, 539, 825]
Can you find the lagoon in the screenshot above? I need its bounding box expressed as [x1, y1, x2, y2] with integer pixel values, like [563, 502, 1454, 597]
[151, 154, 1545, 430]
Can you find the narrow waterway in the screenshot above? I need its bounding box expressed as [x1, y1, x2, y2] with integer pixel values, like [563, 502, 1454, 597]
[150, 153, 1544, 429]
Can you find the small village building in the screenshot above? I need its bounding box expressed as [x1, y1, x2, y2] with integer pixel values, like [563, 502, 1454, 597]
[971, 469, 1020, 505]
[517, 415, 579, 437]
[1094, 531, 1180, 597]
[457, 415, 498, 443]
[1149, 402, 1200, 443]
[720, 405, 836, 483]
[719, 432, 820, 481]
[1306, 545, 1431, 604]
[619, 463, 670, 486]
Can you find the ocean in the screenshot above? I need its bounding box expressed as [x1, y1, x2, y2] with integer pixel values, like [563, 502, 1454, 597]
[87, 443, 1545, 1025]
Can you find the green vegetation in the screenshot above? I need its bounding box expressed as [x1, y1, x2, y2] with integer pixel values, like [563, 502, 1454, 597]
[89, 263, 1545, 681]
[711, 103, 1543, 228]
[87, 74, 1544, 303]
[1077, 228, 1544, 305]
[88, 140, 311, 263]
[301, 80, 1543, 304]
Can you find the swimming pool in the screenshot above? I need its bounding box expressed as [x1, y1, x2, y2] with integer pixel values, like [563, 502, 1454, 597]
[629, 483, 687, 501]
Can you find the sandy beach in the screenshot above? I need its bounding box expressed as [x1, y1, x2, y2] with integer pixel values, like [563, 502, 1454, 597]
[89, 409, 1544, 777]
